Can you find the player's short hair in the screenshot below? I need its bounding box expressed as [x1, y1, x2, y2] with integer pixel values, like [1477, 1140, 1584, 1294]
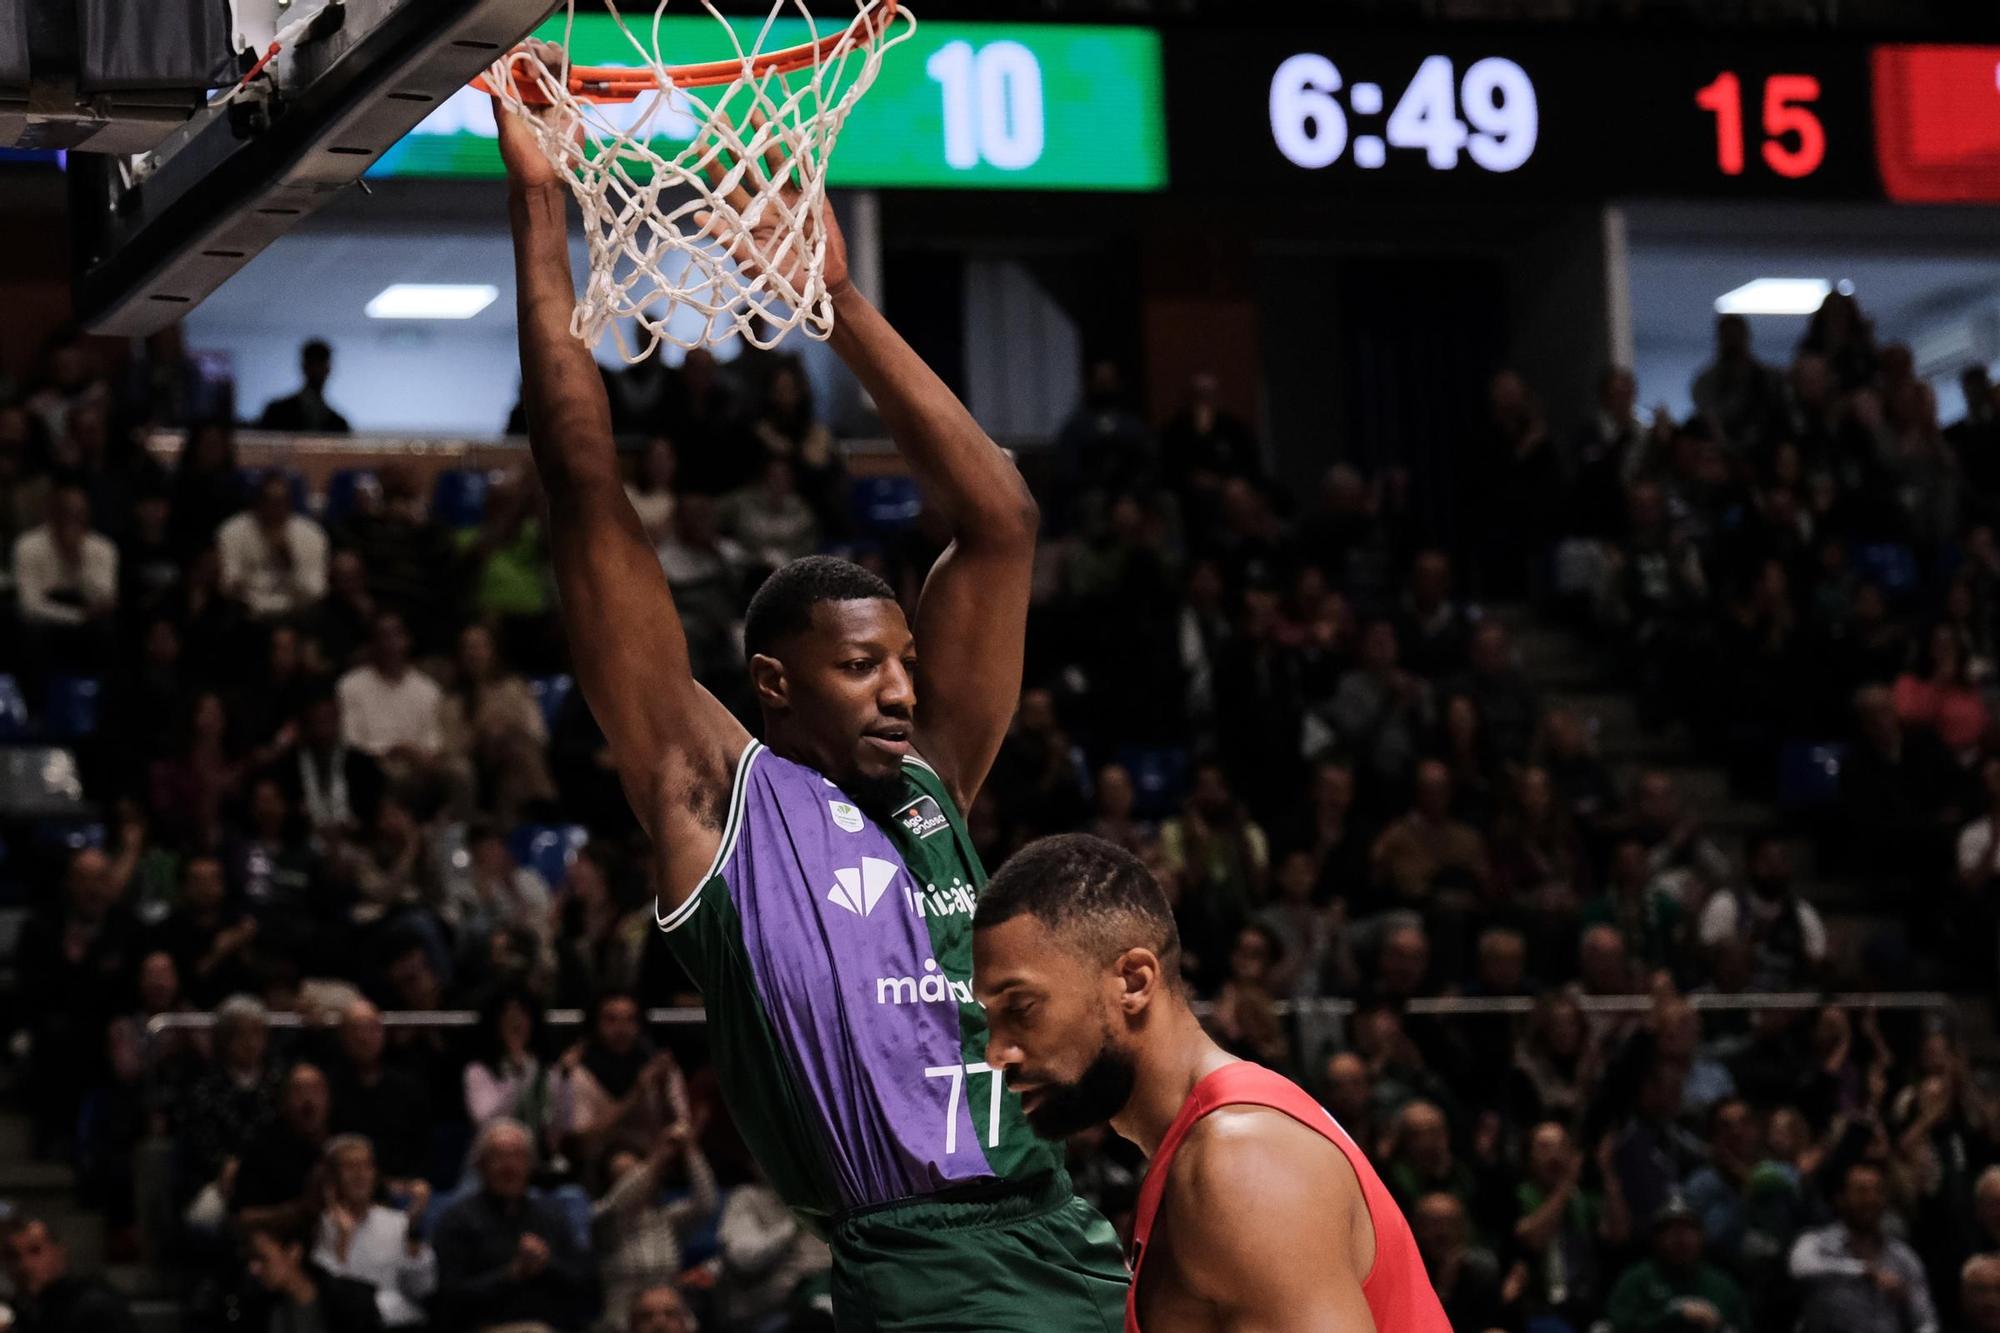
[975, 834, 1181, 982]
[743, 555, 897, 661]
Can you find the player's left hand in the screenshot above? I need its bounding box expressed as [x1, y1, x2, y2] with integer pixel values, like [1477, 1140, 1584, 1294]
[695, 113, 851, 301]
[491, 41, 581, 193]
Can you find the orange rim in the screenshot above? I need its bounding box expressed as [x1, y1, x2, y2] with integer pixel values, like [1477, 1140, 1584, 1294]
[473, 0, 899, 104]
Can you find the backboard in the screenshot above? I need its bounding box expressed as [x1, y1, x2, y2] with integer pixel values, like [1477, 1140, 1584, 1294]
[8, 0, 553, 336]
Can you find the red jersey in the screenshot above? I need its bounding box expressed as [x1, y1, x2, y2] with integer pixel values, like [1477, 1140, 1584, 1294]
[1127, 1062, 1451, 1333]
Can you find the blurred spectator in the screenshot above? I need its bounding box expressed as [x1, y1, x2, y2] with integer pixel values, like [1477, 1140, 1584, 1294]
[1159, 761, 1268, 986]
[554, 993, 685, 1166]
[1611, 1053, 1705, 1228]
[1256, 850, 1354, 1002]
[1966, 1254, 2000, 1333]
[1272, 760, 1368, 906]
[1511, 991, 1597, 1128]
[168, 420, 245, 560]
[1570, 367, 1644, 540]
[1790, 1161, 1939, 1333]
[1394, 549, 1472, 679]
[625, 438, 678, 549]
[14, 483, 117, 683]
[1453, 621, 1541, 762]
[241, 1216, 383, 1332]
[1512, 1120, 1626, 1328]
[626, 1284, 698, 1333]
[312, 1135, 436, 1327]
[1, 1215, 138, 1333]
[151, 853, 257, 1007]
[337, 464, 457, 654]
[715, 1173, 832, 1331]
[1584, 837, 1687, 975]
[336, 613, 445, 787]
[1606, 1196, 1750, 1333]
[259, 339, 352, 433]
[1058, 360, 1151, 496]
[1893, 623, 1989, 760]
[233, 1061, 334, 1231]
[1313, 620, 1431, 799]
[1697, 834, 1827, 992]
[1841, 684, 1970, 893]
[179, 995, 284, 1190]
[0, 402, 52, 589]
[1369, 760, 1489, 915]
[1410, 1191, 1508, 1333]
[465, 989, 558, 1138]
[1436, 693, 1502, 830]
[750, 362, 842, 529]
[591, 1123, 717, 1331]
[1084, 762, 1155, 858]
[1693, 314, 1786, 452]
[459, 470, 555, 670]
[1491, 764, 1591, 926]
[1210, 581, 1308, 815]
[1159, 371, 1256, 501]
[1626, 769, 1732, 893]
[218, 472, 330, 621]
[433, 1119, 599, 1332]
[1578, 922, 1640, 997]
[19, 847, 142, 1156]
[148, 693, 245, 853]
[1682, 1098, 1801, 1283]
[1320, 1052, 1381, 1162]
[1208, 924, 1288, 1068]
[1534, 707, 1619, 837]
[327, 1000, 431, 1186]
[655, 495, 750, 687]
[440, 625, 556, 825]
[721, 458, 819, 573]
[281, 693, 385, 838]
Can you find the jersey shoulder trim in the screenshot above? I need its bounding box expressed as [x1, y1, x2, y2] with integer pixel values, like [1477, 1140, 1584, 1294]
[656, 737, 763, 934]
[902, 752, 942, 781]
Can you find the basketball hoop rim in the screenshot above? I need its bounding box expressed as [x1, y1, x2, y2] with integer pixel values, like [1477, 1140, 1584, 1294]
[474, 0, 901, 103]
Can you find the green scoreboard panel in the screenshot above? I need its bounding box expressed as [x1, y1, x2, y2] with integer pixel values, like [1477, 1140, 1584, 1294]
[369, 16, 1166, 191]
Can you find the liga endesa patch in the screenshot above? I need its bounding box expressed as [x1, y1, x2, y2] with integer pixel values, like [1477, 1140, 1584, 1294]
[894, 794, 950, 840]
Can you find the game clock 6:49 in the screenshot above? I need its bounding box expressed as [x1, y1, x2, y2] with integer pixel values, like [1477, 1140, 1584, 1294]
[1269, 52, 1539, 174]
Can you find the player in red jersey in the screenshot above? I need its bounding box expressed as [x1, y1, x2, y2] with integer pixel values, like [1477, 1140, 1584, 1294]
[972, 833, 1450, 1333]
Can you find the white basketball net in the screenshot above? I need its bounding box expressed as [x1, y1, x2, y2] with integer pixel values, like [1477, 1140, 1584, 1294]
[483, 0, 915, 359]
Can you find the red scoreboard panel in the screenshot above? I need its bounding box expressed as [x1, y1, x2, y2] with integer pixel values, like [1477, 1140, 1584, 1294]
[1873, 45, 2000, 204]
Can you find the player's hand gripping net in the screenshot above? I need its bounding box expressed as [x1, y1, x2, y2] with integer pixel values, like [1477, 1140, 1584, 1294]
[481, 1, 914, 359]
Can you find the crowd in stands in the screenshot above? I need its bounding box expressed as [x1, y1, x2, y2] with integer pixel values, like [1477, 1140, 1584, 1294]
[2, 294, 2000, 1332]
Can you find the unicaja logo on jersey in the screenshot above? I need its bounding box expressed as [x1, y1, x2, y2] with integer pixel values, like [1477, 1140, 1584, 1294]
[905, 878, 976, 921]
[876, 958, 974, 1006]
[827, 857, 899, 917]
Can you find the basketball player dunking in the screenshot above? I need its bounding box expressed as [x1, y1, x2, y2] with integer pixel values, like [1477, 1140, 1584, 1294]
[495, 82, 1127, 1333]
[973, 834, 1453, 1333]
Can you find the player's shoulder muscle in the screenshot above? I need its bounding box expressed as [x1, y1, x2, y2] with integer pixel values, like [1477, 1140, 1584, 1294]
[1163, 1106, 1372, 1312]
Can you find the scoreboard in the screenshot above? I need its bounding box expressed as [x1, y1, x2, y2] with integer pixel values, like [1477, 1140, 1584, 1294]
[364, 18, 2000, 205]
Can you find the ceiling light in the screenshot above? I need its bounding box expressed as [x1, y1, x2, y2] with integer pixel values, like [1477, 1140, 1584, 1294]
[1714, 278, 1832, 317]
[365, 283, 499, 320]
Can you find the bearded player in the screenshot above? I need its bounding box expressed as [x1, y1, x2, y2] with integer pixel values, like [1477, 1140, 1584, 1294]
[973, 834, 1451, 1333]
[495, 88, 1126, 1333]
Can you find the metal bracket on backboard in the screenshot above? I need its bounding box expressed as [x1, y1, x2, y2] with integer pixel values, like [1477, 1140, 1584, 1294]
[70, 0, 555, 337]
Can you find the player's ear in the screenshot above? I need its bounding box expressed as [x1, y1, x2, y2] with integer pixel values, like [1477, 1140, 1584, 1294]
[1115, 947, 1163, 1014]
[747, 653, 788, 709]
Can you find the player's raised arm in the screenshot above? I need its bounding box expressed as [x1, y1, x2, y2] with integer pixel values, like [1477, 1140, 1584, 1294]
[1165, 1109, 1381, 1333]
[499, 96, 748, 900]
[696, 148, 1036, 812]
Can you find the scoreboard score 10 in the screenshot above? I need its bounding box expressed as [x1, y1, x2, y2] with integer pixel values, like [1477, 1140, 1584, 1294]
[1163, 30, 1963, 202]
